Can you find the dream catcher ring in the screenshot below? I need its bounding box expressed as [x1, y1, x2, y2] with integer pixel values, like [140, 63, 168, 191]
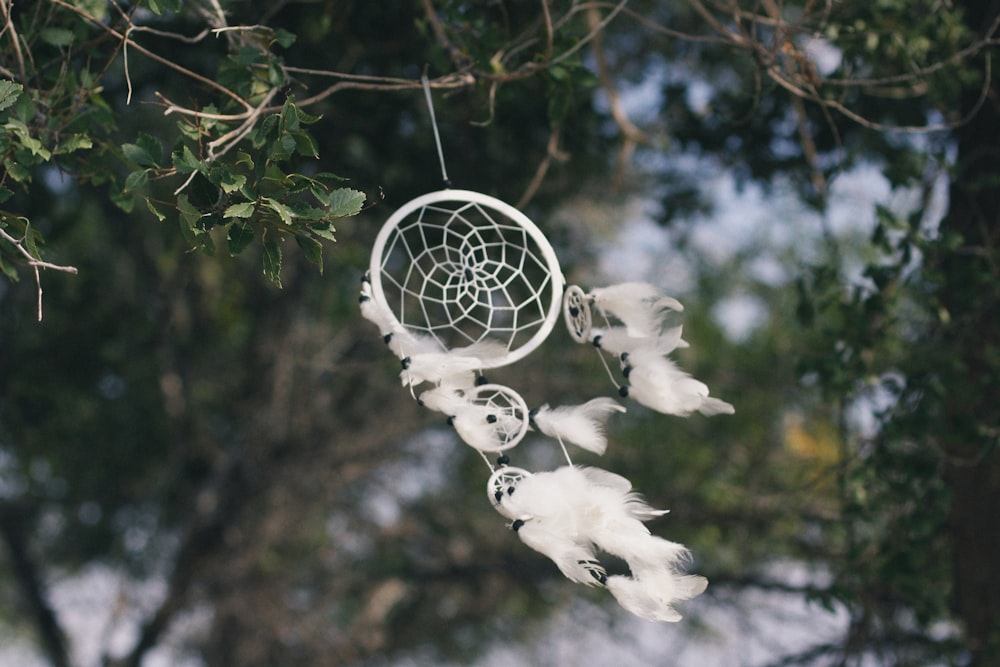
[368, 190, 565, 368]
[562, 284, 592, 344]
[451, 383, 531, 453]
[487, 465, 532, 519]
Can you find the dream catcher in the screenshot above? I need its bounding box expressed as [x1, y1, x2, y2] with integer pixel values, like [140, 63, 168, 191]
[358, 78, 731, 623]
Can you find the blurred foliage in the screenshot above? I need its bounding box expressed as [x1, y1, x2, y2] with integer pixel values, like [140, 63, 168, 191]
[1, 1, 999, 666]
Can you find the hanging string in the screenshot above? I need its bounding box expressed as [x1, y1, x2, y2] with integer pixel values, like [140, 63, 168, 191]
[421, 74, 452, 188]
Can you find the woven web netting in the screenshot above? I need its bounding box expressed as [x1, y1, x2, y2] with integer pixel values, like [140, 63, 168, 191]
[369, 191, 563, 367]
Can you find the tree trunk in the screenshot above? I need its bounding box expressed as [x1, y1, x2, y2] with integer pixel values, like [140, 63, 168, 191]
[939, 2, 1000, 662]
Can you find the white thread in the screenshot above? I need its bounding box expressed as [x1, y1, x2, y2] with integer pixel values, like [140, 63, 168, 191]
[421, 74, 451, 186]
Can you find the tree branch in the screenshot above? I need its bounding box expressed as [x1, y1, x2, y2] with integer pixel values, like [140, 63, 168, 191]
[0, 500, 71, 667]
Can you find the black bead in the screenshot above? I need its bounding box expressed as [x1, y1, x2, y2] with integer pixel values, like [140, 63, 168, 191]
[619, 385, 629, 397]
[401, 357, 411, 369]
[486, 414, 498, 424]
[496, 454, 510, 465]
[511, 519, 524, 532]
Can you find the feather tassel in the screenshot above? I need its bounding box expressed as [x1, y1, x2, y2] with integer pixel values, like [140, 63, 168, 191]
[589, 282, 684, 337]
[530, 397, 626, 455]
[590, 325, 689, 358]
[497, 466, 706, 620]
[620, 347, 734, 417]
[606, 571, 708, 623]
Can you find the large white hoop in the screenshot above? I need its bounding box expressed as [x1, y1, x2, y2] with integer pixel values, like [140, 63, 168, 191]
[369, 190, 565, 368]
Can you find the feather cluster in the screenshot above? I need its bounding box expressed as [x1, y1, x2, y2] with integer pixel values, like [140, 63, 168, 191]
[496, 465, 706, 621]
[585, 282, 734, 418]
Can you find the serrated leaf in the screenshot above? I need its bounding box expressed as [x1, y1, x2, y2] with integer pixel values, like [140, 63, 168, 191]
[54, 133, 93, 154]
[220, 173, 247, 194]
[137, 133, 162, 165]
[310, 224, 336, 242]
[224, 201, 256, 219]
[227, 222, 254, 255]
[296, 234, 323, 273]
[327, 188, 366, 218]
[0, 80, 23, 112]
[263, 197, 294, 224]
[172, 145, 202, 174]
[262, 238, 282, 287]
[3, 158, 30, 183]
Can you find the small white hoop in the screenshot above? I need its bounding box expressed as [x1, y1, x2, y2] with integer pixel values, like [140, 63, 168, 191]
[562, 284, 592, 343]
[486, 465, 533, 518]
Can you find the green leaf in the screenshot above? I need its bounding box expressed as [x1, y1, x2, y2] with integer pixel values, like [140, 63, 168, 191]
[145, 198, 167, 222]
[263, 197, 294, 225]
[172, 145, 202, 174]
[262, 238, 282, 287]
[235, 151, 255, 170]
[124, 169, 149, 193]
[274, 28, 297, 48]
[296, 234, 323, 273]
[0, 185, 12, 204]
[310, 224, 336, 242]
[40, 28, 75, 47]
[227, 222, 254, 255]
[220, 172, 247, 194]
[2, 158, 30, 183]
[21, 220, 40, 259]
[176, 194, 203, 227]
[0, 80, 23, 112]
[224, 201, 256, 219]
[290, 130, 318, 158]
[327, 188, 366, 218]
[111, 187, 135, 213]
[54, 134, 93, 155]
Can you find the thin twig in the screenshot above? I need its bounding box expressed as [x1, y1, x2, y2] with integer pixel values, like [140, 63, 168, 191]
[0, 225, 79, 321]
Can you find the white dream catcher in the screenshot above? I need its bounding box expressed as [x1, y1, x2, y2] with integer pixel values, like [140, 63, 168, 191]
[358, 77, 730, 623]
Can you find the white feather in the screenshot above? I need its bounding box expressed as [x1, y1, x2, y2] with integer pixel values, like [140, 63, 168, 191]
[400, 340, 507, 388]
[418, 386, 470, 415]
[359, 283, 442, 359]
[448, 403, 504, 451]
[621, 347, 734, 417]
[530, 398, 626, 455]
[513, 518, 607, 587]
[589, 282, 684, 337]
[606, 571, 708, 623]
[590, 325, 688, 358]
